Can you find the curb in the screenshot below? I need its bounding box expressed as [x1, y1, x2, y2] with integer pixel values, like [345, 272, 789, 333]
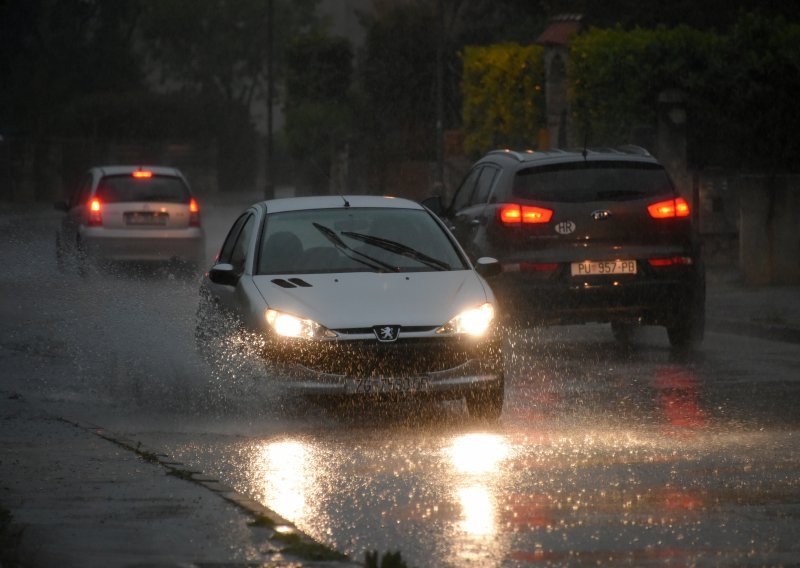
[707, 318, 800, 344]
[59, 416, 359, 567]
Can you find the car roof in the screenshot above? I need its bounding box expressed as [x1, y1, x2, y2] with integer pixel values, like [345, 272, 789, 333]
[91, 165, 185, 177]
[261, 195, 425, 214]
[478, 146, 662, 168]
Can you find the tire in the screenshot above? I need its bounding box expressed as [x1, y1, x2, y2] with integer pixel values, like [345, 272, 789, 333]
[667, 276, 706, 349]
[465, 374, 505, 420]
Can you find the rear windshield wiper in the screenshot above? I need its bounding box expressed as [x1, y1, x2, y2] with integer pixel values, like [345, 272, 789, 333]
[341, 231, 450, 271]
[312, 223, 397, 273]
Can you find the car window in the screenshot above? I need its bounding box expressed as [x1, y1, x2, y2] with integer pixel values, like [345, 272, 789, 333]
[229, 215, 255, 273]
[450, 167, 482, 212]
[471, 166, 499, 205]
[95, 174, 191, 204]
[512, 161, 674, 203]
[70, 174, 93, 209]
[257, 208, 468, 274]
[218, 213, 251, 263]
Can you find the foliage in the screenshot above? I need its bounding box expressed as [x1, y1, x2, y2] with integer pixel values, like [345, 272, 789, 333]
[139, 0, 321, 107]
[568, 13, 800, 170]
[461, 43, 545, 156]
[569, 25, 717, 146]
[0, 0, 144, 133]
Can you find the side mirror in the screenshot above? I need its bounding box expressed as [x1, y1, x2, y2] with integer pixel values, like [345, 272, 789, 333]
[474, 257, 501, 278]
[208, 263, 239, 287]
[421, 195, 444, 216]
[54, 201, 69, 212]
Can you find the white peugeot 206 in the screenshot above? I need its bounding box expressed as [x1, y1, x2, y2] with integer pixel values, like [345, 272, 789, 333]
[196, 195, 505, 419]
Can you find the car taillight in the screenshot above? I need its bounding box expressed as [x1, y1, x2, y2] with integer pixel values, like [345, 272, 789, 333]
[132, 170, 153, 179]
[648, 256, 693, 267]
[647, 197, 690, 219]
[189, 198, 201, 227]
[499, 204, 553, 224]
[87, 198, 102, 226]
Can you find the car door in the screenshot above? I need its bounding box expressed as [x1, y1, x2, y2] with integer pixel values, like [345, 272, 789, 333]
[209, 211, 258, 313]
[448, 165, 499, 260]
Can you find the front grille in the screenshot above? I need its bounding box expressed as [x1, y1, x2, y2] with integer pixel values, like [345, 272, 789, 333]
[266, 336, 497, 378]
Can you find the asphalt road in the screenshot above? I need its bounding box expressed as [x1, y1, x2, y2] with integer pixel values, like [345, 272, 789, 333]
[2, 202, 799, 567]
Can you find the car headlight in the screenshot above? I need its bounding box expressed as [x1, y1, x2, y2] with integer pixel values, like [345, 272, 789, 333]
[436, 303, 495, 336]
[265, 309, 337, 339]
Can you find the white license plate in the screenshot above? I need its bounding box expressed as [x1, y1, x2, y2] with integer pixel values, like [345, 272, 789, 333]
[570, 260, 637, 276]
[352, 376, 429, 395]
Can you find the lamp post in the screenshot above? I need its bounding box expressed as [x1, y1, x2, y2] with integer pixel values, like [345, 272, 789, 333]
[265, 0, 275, 200]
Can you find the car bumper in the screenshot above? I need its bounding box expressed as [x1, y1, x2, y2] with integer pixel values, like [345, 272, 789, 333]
[493, 269, 701, 326]
[80, 227, 205, 263]
[267, 357, 501, 400]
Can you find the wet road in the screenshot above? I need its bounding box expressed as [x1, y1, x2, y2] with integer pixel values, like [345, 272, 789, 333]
[2, 203, 799, 567]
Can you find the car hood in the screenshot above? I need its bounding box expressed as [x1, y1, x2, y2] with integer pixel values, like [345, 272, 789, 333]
[253, 270, 491, 329]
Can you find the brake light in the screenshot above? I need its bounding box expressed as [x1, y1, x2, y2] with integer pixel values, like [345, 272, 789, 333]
[648, 256, 693, 267]
[648, 197, 690, 219]
[132, 170, 153, 179]
[189, 198, 201, 227]
[499, 204, 553, 224]
[87, 198, 102, 226]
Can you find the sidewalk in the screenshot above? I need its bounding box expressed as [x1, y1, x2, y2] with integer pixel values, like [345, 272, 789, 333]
[0, 392, 360, 568]
[706, 268, 800, 344]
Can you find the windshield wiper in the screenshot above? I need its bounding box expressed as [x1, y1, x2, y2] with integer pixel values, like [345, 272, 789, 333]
[341, 231, 450, 271]
[312, 223, 397, 273]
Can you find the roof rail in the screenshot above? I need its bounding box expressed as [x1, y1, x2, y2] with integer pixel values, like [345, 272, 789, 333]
[615, 144, 651, 156]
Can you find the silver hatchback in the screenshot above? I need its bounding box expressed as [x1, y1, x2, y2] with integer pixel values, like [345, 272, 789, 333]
[55, 165, 205, 273]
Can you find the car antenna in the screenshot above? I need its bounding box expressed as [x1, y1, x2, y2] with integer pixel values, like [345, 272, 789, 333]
[339, 192, 350, 208]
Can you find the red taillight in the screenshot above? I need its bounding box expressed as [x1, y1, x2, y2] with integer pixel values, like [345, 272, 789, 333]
[499, 204, 553, 224]
[648, 197, 690, 219]
[132, 170, 153, 179]
[189, 198, 201, 227]
[648, 256, 694, 267]
[87, 198, 102, 226]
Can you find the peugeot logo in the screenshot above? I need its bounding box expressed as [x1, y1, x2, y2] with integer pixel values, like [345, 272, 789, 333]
[591, 209, 612, 220]
[373, 325, 401, 342]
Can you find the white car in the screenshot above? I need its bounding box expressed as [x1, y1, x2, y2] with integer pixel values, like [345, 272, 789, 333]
[54, 165, 205, 272]
[196, 195, 505, 419]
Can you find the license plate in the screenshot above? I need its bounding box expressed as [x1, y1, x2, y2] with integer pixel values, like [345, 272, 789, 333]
[125, 212, 168, 225]
[352, 376, 429, 395]
[570, 260, 637, 276]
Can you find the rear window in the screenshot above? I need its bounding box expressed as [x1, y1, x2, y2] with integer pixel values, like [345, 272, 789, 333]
[513, 161, 674, 203]
[96, 175, 191, 204]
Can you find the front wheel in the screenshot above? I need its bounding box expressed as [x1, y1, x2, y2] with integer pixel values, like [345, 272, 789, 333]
[465, 375, 505, 420]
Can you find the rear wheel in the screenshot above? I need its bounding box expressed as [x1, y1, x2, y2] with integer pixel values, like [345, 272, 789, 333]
[666, 276, 706, 349]
[465, 374, 504, 420]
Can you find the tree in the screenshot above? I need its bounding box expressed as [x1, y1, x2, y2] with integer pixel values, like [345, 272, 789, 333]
[283, 34, 353, 192]
[461, 43, 545, 156]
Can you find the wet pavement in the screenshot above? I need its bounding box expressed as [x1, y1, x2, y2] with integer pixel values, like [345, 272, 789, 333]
[1, 201, 799, 567]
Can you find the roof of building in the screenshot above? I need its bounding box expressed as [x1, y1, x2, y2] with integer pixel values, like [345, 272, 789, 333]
[536, 14, 583, 47]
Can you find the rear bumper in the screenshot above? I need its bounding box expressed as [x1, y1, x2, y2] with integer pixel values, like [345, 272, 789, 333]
[80, 227, 205, 263]
[493, 267, 702, 326]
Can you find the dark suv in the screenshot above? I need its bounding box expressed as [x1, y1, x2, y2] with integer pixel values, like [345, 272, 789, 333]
[424, 147, 705, 348]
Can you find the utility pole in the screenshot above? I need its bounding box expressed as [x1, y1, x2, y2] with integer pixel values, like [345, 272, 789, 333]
[435, 0, 444, 195]
[265, 0, 275, 200]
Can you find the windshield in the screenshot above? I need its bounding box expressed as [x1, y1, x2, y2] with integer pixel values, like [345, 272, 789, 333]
[96, 175, 191, 204]
[513, 161, 674, 203]
[257, 207, 467, 274]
